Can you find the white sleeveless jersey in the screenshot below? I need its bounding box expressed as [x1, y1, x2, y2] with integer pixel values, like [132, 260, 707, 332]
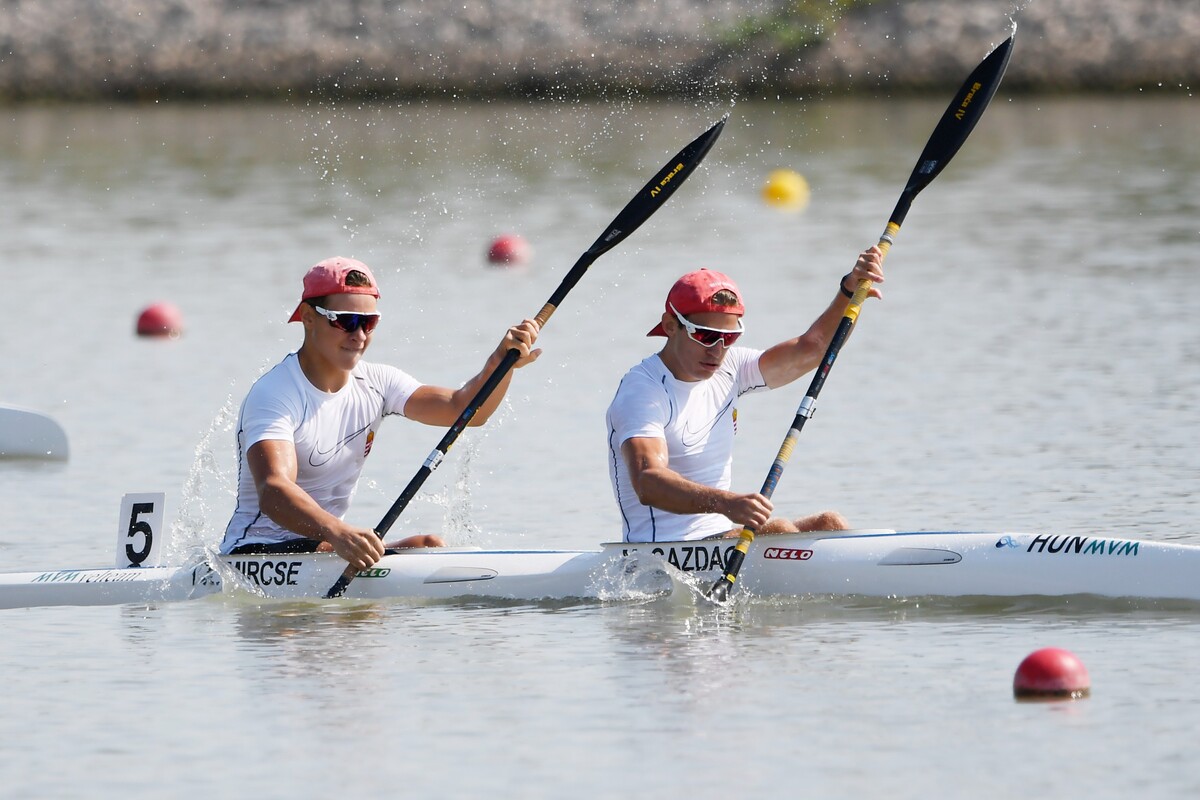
[606, 348, 768, 542]
[220, 353, 422, 552]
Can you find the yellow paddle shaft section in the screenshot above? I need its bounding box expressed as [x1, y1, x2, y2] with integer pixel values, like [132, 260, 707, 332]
[845, 220, 900, 324]
[714, 424, 803, 589]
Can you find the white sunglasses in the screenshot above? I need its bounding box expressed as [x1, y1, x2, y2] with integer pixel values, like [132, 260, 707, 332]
[670, 303, 744, 348]
[312, 305, 381, 334]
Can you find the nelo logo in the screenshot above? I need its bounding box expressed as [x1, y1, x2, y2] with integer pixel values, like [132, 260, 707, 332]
[763, 547, 812, 561]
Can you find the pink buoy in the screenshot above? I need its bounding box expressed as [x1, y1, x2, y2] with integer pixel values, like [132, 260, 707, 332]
[1013, 647, 1091, 701]
[136, 302, 184, 338]
[486, 234, 531, 266]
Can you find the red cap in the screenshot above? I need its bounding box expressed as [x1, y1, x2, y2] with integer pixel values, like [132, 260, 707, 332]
[648, 269, 745, 337]
[288, 257, 380, 322]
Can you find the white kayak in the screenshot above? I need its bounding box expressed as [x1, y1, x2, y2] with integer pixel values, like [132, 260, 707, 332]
[3, 529, 1199, 610]
[0, 403, 69, 460]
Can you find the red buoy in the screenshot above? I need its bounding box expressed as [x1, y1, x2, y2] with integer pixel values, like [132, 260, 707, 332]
[1013, 647, 1091, 701]
[486, 234, 531, 266]
[136, 302, 184, 338]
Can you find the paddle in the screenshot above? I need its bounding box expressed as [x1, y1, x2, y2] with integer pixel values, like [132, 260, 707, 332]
[706, 35, 1015, 602]
[325, 115, 728, 598]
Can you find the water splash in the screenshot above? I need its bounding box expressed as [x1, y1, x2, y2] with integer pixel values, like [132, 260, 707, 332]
[164, 395, 239, 565]
[1004, 9, 1021, 41]
[588, 550, 675, 601]
[392, 430, 487, 545]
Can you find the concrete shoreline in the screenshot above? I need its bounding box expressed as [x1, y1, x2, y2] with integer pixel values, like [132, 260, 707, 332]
[1, 0, 1196, 101]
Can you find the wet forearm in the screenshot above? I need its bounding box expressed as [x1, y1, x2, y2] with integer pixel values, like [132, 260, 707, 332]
[633, 468, 735, 517]
[259, 479, 346, 541]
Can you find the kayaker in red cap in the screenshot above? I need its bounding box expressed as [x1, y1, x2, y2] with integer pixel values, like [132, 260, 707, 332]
[606, 246, 883, 543]
[221, 256, 541, 570]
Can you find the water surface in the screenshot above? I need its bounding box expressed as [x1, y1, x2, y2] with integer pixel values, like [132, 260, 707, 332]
[1, 94, 1198, 797]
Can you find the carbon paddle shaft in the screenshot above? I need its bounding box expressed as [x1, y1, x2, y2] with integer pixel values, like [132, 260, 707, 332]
[325, 116, 728, 598]
[708, 35, 1014, 602]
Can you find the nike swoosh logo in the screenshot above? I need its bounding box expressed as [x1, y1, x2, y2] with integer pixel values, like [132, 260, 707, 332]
[309, 424, 371, 467]
[680, 400, 732, 447]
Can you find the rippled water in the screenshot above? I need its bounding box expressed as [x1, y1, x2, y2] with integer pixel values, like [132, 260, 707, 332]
[1, 93, 1198, 796]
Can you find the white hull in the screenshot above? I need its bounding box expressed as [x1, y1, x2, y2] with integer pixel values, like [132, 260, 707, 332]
[3, 530, 1198, 610]
[0, 404, 68, 460]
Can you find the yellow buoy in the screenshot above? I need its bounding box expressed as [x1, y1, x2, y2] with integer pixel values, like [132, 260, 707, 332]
[761, 168, 811, 211]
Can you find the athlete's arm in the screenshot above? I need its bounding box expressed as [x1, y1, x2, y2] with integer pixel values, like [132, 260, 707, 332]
[404, 318, 542, 427]
[246, 439, 384, 569]
[621, 436, 772, 530]
[758, 246, 884, 388]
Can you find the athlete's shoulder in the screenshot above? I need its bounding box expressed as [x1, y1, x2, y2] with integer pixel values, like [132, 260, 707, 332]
[622, 353, 669, 383]
[239, 353, 307, 427]
[352, 359, 423, 413]
[724, 345, 763, 368]
[725, 345, 768, 395]
[611, 355, 667, 399]
[353, 359, 417, 385]
[244, 353, 303, 401]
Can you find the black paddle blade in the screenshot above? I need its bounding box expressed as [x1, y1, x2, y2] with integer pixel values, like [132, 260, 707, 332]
[900, 35, 1014, 204]
[583, 115, 726, 260]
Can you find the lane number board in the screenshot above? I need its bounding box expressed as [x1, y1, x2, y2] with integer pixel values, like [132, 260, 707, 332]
[116, 492, 165, 568]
